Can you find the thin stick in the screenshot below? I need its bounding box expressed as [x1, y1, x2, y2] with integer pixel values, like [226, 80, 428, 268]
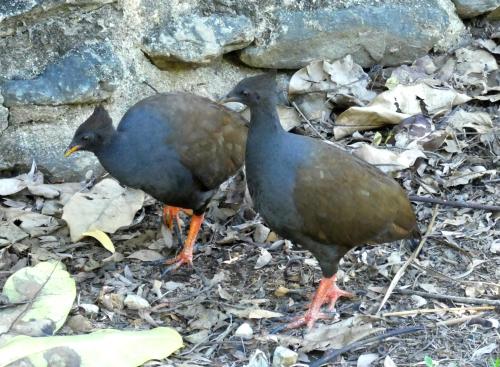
[309, 326, 424, 367]
[428, 315, 482, 327]
[142, 80, 160, 94]
[377, 206, 439, 314]
[395, 288, 500, 307]
[409, 195, 500, 212]
[291, 101, 324, 139]
[382, 305, 494, 317]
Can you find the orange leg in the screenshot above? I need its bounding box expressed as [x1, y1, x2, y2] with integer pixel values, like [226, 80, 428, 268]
[165, 213, 204, 270]
[286, 274, 354, 330]
[163, 205, 193, 230]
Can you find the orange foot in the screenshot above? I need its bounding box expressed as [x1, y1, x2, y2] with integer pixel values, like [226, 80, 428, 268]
[286, 274, 354, 330]
[163, 213, 204, 273]
[163, 206, 193, 231]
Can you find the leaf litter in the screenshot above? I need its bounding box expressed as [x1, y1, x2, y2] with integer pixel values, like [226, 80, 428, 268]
[0, 27, 499, 367]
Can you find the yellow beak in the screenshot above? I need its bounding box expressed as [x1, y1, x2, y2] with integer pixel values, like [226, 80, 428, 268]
[64, 145, 81, 157]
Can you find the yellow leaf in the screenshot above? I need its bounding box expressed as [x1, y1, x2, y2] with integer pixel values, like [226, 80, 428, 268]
[0, 327, 183, 366]
[82, 230, 115, 253]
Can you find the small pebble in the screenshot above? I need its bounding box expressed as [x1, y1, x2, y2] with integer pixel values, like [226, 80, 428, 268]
[274, 286, 289, 297]
[67, 314, 93, 333]
[124, 294, 150, 310]
[79, 303, 99, 315]
[272, 346, 298, 367]
[235, 322, 253, 340]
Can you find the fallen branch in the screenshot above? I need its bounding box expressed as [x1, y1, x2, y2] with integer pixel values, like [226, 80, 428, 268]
[428, 315, 492, 328]
[377, 206, 439, 314]
[409, 195, 500, 211]
[309, 326, 424, 367]
[382, 305, 494, 317]
[395, 288, 500, 307]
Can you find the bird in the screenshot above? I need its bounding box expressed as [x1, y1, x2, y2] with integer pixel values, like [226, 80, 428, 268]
[222, 72, 419, 329]
[65, 93, 248, 271]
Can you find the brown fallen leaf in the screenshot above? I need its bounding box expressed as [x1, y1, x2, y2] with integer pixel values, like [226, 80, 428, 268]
[62, 178, 144, 242]
[335, 84, 470, 139]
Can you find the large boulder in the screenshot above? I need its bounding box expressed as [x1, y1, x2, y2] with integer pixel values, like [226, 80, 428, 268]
[2, 43, 123, 106]
[142, 14, 255, 67]
[452, 0, 500, 18]
[240, 1, 465, 69]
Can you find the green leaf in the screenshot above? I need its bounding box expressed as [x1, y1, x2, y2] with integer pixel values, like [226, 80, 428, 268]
[0, 262, 76, 336]
[424, 355, 434, 367]
[0, 327, 183, 367]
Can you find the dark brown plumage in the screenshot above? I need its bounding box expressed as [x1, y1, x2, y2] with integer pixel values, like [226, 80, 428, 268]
[223, 72, 419, 329]
[65, 93, 247, 269]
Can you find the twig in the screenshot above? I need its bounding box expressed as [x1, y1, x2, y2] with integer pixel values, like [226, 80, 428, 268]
[382, 305, 494, 317]
[291, 101, 325, 140]
[142, 80, 160, 94]
[429, 315, 490, 328]
[309, 326, 424, 367]
[409, 195, 500, 211]
[377, 206, 439, 314]
[395, 288, 500, 307]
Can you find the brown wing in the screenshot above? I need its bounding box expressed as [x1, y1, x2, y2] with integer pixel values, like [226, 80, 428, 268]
[156, 93, 248, 190]
[295, 140, 417, 247]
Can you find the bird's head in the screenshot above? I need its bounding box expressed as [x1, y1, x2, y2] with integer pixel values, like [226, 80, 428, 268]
[221, 71, 277, 107]
[64, 106, 114, 157]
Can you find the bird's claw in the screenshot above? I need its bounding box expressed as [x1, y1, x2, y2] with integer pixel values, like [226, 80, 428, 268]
[286, 311, 330, 330]
[160, 251, 193, 277]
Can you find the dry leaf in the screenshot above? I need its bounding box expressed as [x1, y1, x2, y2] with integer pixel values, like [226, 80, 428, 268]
[248, 309, 283, 319]
[1, 208, 60, 237]
[62, 179, 144, 242]
[444, 167, 496, 187]
[472, 343, 497, 358]
[490, 239, 500, 254]
[448, 109, 494, 133]
[335, 84, 470, 139]
[357, 353, 379, 367]
[0, 262, 76, 336]
[254, 248, 272, 269]
[289, 57, 376, 105]
[386, 55, 438, 87]
[127, 249, 163, 261]
[350, 143, 426, 173]
[0, 178, 27, 196]
[384, 355, 398, 367]
[27, 184, 60, 199]
[239, 104, 301, 131]
[227, 307, 283, 319]
[82, 229, 115, 253]
[0, 327, 182, 367]
[300, 316, 381, 352]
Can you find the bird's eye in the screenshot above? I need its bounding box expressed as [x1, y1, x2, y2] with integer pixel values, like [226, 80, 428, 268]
[242, 90, 249, 96]
[82, 135, 90, 141]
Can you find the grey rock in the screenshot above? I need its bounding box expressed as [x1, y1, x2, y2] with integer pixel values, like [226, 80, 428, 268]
[0, 94, 8, 133]
[0, 0, 115, 24]
[452, 0, 500, 18]
[0, 118, 101, 181]
[2, 43, 123, 107]
[240, 2, 455, 69]
[272, 346, 298, 367]
[143, 14, 254, 67]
